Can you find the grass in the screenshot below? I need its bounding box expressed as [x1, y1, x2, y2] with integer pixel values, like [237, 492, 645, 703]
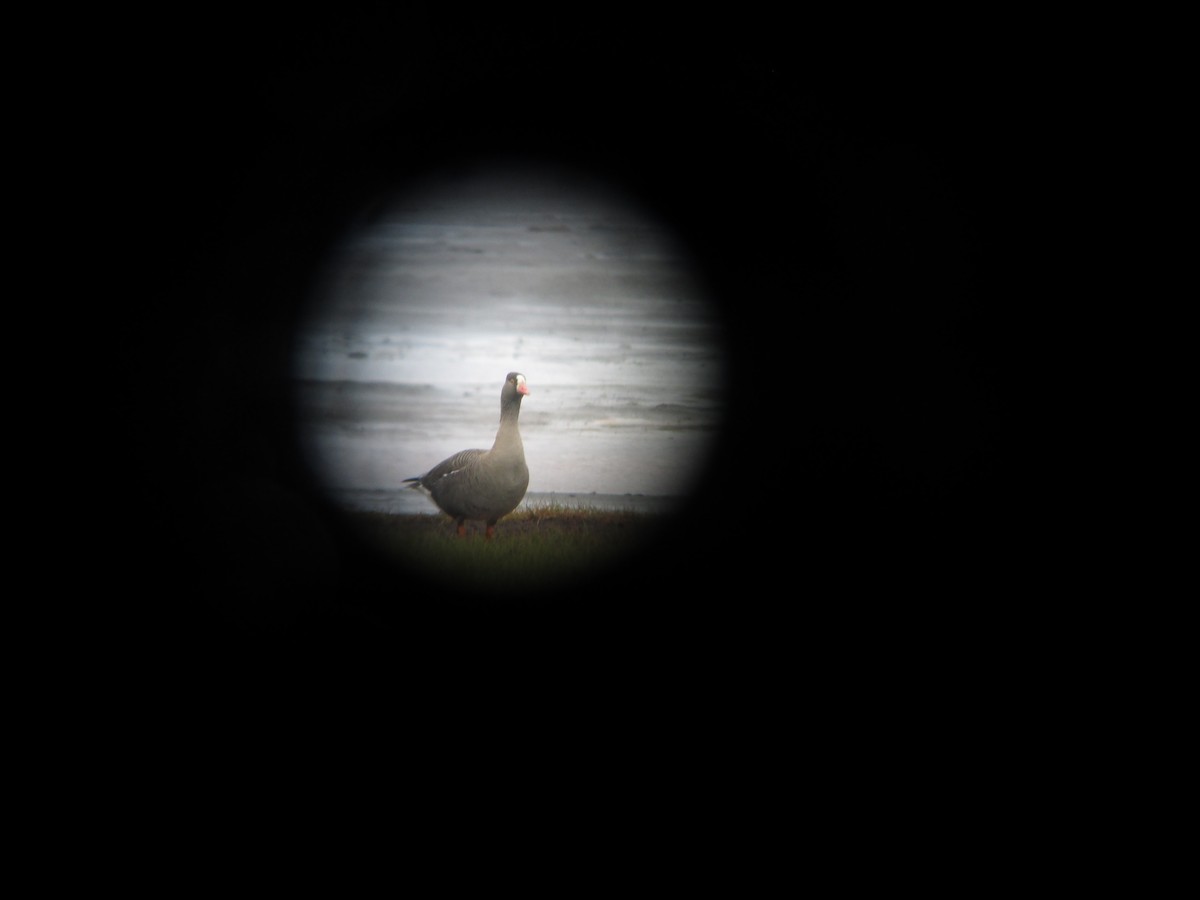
[345, 501, 668, 598]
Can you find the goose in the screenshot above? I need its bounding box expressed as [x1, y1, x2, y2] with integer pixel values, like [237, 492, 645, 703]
[404, 372, 530, 538]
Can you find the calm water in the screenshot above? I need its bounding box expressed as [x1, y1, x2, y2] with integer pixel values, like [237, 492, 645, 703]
[291, 165, 728, 515]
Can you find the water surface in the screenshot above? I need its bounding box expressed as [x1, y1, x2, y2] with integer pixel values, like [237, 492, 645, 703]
[292, 166, 727, 516]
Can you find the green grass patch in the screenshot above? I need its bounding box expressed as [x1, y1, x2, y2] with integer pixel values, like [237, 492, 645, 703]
[346, 501, 666, 597]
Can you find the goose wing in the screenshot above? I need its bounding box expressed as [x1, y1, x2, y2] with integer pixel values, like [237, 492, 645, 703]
[405, 448, 487, 489]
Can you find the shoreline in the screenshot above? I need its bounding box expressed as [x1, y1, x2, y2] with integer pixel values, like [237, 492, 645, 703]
[326, 488, 683, 517]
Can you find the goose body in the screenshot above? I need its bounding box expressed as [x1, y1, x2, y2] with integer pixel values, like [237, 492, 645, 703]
[404, 372, 530, 538]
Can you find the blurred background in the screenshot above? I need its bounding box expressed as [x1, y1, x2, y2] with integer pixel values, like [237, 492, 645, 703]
[291, 163, 726, 516]
[112, 13, 1018, 663]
